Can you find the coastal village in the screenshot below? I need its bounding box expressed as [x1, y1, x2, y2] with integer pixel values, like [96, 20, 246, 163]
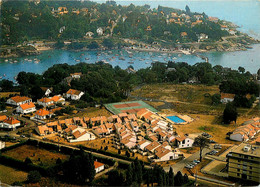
[0, 0, 260, 186]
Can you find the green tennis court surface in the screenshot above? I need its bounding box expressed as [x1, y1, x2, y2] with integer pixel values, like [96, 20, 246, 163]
[105, 100, 158, 114]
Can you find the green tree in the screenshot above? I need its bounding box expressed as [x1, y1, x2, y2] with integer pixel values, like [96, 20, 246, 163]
[126, 164, 133, 185]
[24, 157, 33, 165]
[193, 135, 210, 161]
[223, 102, 238, 124]
[174, 171, 183, 186]
[27, 170, 41, 183]
[168, 167, 174, 186]
[102, 38, 114, 49]
[211, 94, 221, 105]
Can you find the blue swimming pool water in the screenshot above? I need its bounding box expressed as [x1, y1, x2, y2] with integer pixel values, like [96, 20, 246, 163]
[166, 116, 186, 123]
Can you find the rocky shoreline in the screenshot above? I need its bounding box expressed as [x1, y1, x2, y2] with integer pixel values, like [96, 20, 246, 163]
[0, 35, 259, 59]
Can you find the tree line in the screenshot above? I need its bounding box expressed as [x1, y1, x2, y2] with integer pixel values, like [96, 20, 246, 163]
[0, 62, 259, 108]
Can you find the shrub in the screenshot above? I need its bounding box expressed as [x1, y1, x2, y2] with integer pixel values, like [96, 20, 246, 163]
[27, 170, 41, 183]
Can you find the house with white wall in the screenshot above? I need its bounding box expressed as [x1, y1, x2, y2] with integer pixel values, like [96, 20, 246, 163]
[16, 102, 36, 114]
[6, 96, 32, 106]
[66, 89, 84, 100]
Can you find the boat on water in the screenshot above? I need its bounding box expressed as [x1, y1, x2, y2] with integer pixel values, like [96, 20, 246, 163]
[14, 60, 18, 63]
[4, 59, 8, 62]
[172, 57, 177, 60]
[76, 60, 80, 62]
[0, 76, 2, 79]
[119, 57, 125, 60]
[85, 58, 90, 60]
[34, 61, 39, 64]
[28, 59, 32, 62]
[128, 61, 134, 64]
[145, 62, 150, 64]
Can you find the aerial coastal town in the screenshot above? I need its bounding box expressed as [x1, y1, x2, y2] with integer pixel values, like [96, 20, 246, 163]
[0, 0, 260, 186]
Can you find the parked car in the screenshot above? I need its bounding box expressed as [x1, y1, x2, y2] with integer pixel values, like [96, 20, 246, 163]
[193, 159, 200, 164]
[214, 144, 222, 149]
[20, 134, 26, 138]
[210, 140, 216, 143]
[185, 164, 194, 169]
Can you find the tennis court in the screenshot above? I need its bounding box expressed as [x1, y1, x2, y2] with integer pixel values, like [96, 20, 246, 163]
[105, 100, 158, 115]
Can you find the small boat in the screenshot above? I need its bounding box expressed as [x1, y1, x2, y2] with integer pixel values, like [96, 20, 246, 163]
[145, 62, 149, 64]
[34, 61, 39, 64]
[0, 76, 2, 79]
[172, 57, 177, 60]
[3, 74, 6, 77]
[128, 61, 134, 64]
[119, 57, 125, 60]
[14, 60, 18, 63]
[85, 58, 90, 60]
[4, 59, 8, 62]
[76, 60, 80, 62]
[28, 59, 32, 62]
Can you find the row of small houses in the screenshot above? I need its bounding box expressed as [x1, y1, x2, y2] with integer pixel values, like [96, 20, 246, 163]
[4, 88, 84, 118]
[229, 118, 260, 142]
[34, 108, 198, 162]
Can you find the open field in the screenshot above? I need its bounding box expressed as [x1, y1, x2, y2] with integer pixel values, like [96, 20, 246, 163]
[0, 92, 20, 98]
[46, 135, 150, 163]
[2, 144, 70, 167]
[0, 164, 27, 185]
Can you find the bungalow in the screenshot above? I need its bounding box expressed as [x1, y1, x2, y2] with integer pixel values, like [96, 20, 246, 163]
[85, 32, 94, 38]
[37, 97, 54, 107]
[154, 146, 177, 162]
[175, 136, 194, 148]
[137, 139, 151, 151]
[145, 141, 161, 153]
[70, 73, 82, 79]
[40, 87, 53, 96]
[0, 141, 5, 149]
[94, 161, 105, 173]
[35, 125, 53, 136]
[66, 89, 84, 100]
[97, 27, 104, 36]
[6, 96, 32, 106]
[230, 123, 260, 142]
[0, 117, 21, 129]
[51, 95, 65, 105]
[16, 102, 36, 114]
[35, 109, 52, 120]
[70, 130, 95, 142]
[220, 93, 235, 103]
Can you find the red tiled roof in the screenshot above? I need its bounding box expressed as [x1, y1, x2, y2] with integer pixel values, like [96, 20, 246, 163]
[221, 93, 235, 99]
[10, 96, 31, 103]
[20, 102, 35, 110]
[66, 89, 82, 96]
[3, 117, 20, 125]
[0, 115, 7, 121]
[94, 161, 104, 169]
[35, 109, 50, 116]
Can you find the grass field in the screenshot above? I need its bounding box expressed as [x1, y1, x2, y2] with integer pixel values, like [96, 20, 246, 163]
[0, 164, 27, 185]
[2, 144, 70, 167]
[0, 92, 20, 98]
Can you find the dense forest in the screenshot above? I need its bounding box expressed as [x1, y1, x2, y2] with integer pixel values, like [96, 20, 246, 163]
[0, 61, 259, 108]
[1, 0, 229, 45]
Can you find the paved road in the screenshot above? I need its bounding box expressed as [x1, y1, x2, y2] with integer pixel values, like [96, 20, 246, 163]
[164, 146, 213, 173]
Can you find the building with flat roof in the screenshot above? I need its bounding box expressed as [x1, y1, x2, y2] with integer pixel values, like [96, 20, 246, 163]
[226, 143, 260, 183]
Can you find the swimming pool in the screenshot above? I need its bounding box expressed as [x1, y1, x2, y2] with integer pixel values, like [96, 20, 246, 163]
[166, 116, 186, 123]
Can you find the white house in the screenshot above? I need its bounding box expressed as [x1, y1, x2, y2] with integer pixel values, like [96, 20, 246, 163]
[16, 102, 36, 114]
[175, 136, 194, 148]
[230, 132, 247, 142]
[96, 27, 104, 36]
[85, 32, 94, 38]
[137, 139, 151, 151]
[70, 73, 82, 79]
[40, 87, 53, 96]
[0, 117, 21, 129]
[94, 161, 105, 173]
[69, 128, 96, 142]
[0, 141, 5, 150]
[221, 93, 235, 103]
[66, 89, 84, 100]
[37, 98, 54, 107]
[6, 96, 32, 106]
[154, 146, 178, 162]
[50, 95, 66, 105]
[35, 109, 52, 120]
